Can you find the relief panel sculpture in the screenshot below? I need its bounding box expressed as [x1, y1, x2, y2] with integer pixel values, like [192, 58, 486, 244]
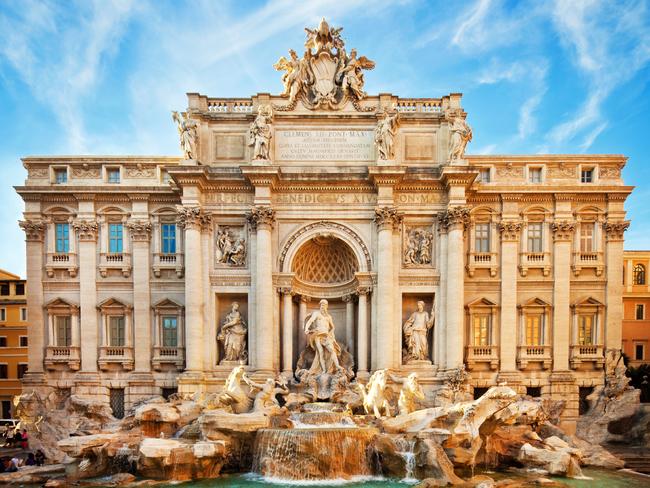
[403, 226, 433, 266]
[215, 225, 247, 267]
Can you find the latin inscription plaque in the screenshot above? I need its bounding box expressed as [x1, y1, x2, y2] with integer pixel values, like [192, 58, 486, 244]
[276, 129, 375, 162]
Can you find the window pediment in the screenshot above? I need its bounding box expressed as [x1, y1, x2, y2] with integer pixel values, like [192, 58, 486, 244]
[45, 297, 78, 312]
[519, 297, 551, 310]
[466, 297, 498, 310]
[97, 297, 131, 312]
[152, 298, 184, 311]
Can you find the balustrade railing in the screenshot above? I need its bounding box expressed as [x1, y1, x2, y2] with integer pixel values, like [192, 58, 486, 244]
[395, 99, 442, 113]
[207, 99, 254, 113]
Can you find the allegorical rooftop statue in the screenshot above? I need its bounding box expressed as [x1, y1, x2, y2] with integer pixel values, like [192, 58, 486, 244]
[171, 111, 198, 160]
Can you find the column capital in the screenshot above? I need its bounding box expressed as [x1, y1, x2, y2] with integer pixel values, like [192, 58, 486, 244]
[604, 220, 630, 241]
[551, 220, 576, 241]
[299, 295, 311, 304]
[440, 205, 470, 231]
[247, 205, 275, 231]
[176, 205, 210, 231]
[499, 220, 522, 241]
[278, 287, 294, 296]
[374, 206, 402, 231]
[19, 219, 45, 242]
[342, 293, 355, 303]
[356, 286, 372, 296]
[72, 219, 99, 241]
[127, 219, 152, 242]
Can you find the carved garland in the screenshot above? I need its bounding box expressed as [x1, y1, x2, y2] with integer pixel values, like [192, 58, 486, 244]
[19, 220, 46, 241]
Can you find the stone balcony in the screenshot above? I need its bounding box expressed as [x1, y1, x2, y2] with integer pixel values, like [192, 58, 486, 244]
[44, 346, 80, 371]
[466, 252, 497, 277]
[519, 252, 551, 277]
[571, 251, 604, 277]
[570, 344, 605, 370]
[99, 253, 131, 278]
[152, 346, 185, 370]
[152, 253, 184, 278]
[517, 345, 552, 370]
[98, 346, 134, 371]
[465, 345, 499, 371]
[45, 252, 78, 278]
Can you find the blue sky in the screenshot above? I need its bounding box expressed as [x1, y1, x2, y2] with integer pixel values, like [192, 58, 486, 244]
[0, 0, 649, 276]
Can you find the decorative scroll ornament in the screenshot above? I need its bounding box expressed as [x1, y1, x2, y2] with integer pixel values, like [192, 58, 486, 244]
[19, 220, 45, 241]
[127, 220, 152, 241]
[447, 110, 472, 161]
[499, 221, 522, 241]
[274, 18, 375, 111]
[375, 113, 399, 160]
[440, 206, 470, 230]
[604, 220, 630, 241]
[248, 105, 273, 161]
[246, 205, 276, 230]
[551, 221, 576, 241]
[72, 219, 99, 241]
[176, 206, 209, 230]
[171, 111, 198, 160]
[374, 206, 402, 230]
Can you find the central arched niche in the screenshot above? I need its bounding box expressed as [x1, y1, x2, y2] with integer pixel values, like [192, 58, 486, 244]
[291, 235, 358, 286]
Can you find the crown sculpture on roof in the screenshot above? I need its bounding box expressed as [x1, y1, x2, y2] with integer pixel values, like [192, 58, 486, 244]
[273, 18, 375, 111]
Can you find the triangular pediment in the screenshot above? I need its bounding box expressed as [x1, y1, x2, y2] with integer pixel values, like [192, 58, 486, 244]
[152, 298, 183, 310]
[572, 296, 604, 307]
[97, 297, 130, 309]
[466, 297, 497, 308]
[520, 297, 551, 308]
[44, 297, 78, 309]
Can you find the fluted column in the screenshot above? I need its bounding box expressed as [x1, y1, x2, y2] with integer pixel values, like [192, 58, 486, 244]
[552, 221, 576, 371]
[247, 205, 275, 372]
[443, 206, 469, 369]
[499, 221, 522, 371]
[604, 221, 629, 349]
[177, 206, 207, 372]
[127, 220, 152, 372]
[374, 206, 402, 370]
[72, 219, 99, 372]
[19, 220, 46, 375]
[343, 294, 355, 356]
[281, 288, 294, 375]
[356, 286, 370, 376]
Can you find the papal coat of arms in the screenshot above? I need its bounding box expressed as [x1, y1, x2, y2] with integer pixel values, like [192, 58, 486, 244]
[273, 18, 375, 111]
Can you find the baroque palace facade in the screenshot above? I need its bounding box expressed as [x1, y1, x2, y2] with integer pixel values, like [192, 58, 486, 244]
[16, 21, 631, 426]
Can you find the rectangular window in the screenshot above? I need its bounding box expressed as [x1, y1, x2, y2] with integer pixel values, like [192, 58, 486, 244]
[636, 304, 645, 320]
[162, 316, 178, 347]
[161, 224, 176, 254]
[581, 169, 593, 183]
[580, 223, 595, 253]
[0, 284, 8, 296]
[0, 337, 6, 347]
[108, 224, 123, 253]
[15, 283, 24, 295]
[107, 168, 120, 184]
[55, 316, 72, 347]
[20, 308, 27, 321]
[0, 309, 5, 321]
[55, 223, 70, 253]
[109, 316, 126, 347]
[635, 344, 645, 361]
[578, 315, 595, 345]
[527, 223, 543, 253]
[472, 315, 490, 346]
[525, 314, 543, 345]
[54, 168, 67, 184]
[474, 223, 490, 253]
[19, 336, 28, 347]
[17, 364, 27, 379]
[529, 168, 542, 183]
[0, 365, 7, 379]
[479, 168, 490, 183]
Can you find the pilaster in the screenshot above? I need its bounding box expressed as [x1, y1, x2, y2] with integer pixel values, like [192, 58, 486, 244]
[498, 220, 522, 371]
[551, 220, 576, 371]
[604, 220, 629, 349]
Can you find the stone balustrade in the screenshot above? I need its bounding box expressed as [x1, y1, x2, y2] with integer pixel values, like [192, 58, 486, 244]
[45, 252, 78, 277]
[152, 252, 184, 278]
[98, 346, 134, 371]
[44, 346, 80, 371]
[466, 251, 498, 277]
[152, 346, 185, 371]
[517, 345, 552, 370]
[99, 252, 132, 278]
[569, 344, 605, 369]
[465, 345, 499, 371]
[207, 99, 254, 113]
[571, 251, 604, 276]
[519, 252, 551, 276]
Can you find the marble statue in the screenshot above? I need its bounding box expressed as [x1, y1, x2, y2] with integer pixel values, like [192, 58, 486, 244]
[404, 229, 433, 266]
[171, 111, 198, 160]
[218, 365, 252, 413]
[390, 372, 425, 416]
[244, 376, 289, 412]
[375, 112, 399, 160]
[216, 227, 246, 266]
[403, 301, 434, 362]
[274, 49, 312, 104]
[357, 369, 391, 418]
[248, 105, 273, 160]
[304, 299, 342, 374]
[217, 302, 248, 363]
[337, 48, 375, 101]
[448, 113, 472, 161]
[304, 18, 344, 52]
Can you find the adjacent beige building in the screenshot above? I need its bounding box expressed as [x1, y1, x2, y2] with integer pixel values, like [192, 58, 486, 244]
[16, 21, 631, 427]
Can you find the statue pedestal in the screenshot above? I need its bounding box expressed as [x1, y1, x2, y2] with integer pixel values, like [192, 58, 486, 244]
[180, 158, 199, 166]
[251, 158, 271, 166]
[376, 158, 396, 167]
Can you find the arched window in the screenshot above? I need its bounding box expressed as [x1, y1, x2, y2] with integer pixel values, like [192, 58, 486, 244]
[634, 264, 646, 285]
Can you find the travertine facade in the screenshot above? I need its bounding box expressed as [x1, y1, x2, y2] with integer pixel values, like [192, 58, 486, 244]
[16, 21, 631, 428]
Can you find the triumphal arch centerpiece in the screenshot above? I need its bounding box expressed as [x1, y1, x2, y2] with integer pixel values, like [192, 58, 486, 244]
[17, 19, 631, 427]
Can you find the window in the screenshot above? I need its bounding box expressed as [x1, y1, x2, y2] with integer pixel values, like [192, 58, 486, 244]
[109, 316, 126, 346]
[636, 304, 645, 320]
[0, 309, 5, 321]
[161, 224, 176, 254]
[15, 283, 24, 295]
[0, 365, 7, 379]
[54, 168, 67, 184]
[110, 388, 125, 419]
[472, 315, 490, 346]
[479, 168, 491, 183]
[580, 223, 595, 253]
[20, 308, 27, 321]
[581, 169, 593, 183]
[527, 223, 543, 253]
[162, 316, 178, 347]
[55, 316, 72, 346]
[578, 315, 595, 345]
[474, 223, 490, 253]
[107, 168, 120, 184]
[108, 224, 123, 253]
[529, 167, 542, 183]
[55, 223, 70, 253]
[0, 284, 8, 296]
[0, 337, 6, 347]
[634, 264, 646, 285]
[19, 336, 27, 347]
[525, 314, 543, 345]
[1, 400, 10, 419]
[635, 344, 645, 361]
[17, 364, 27, 379]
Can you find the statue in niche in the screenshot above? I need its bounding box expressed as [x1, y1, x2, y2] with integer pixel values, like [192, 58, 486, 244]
[403, 301, 434, 363]
[248, 105, 273, 160]
[304, 299, 342, 374]
[375, 112, 399, 160]
[448, 112, 472, 161]
[171, 111, 198, 160]
[216, 227, 246, 266]
[404, 228, 433, 266]
[217, 302, 248, 363]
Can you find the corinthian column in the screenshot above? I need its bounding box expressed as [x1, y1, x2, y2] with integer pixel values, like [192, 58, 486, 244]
[604, 220, 629, 350]
[127, 220, 152, 372]
[374, 206, 402, 370]
[498, 220, 522, 371]
[177, 206, 208, 373]
[551, 221, 576, 371]
[247, 205, 276, 372]
[356, 286, 370, 376]
[281, 288, 294, 375]
[443, 206, 469, 369]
